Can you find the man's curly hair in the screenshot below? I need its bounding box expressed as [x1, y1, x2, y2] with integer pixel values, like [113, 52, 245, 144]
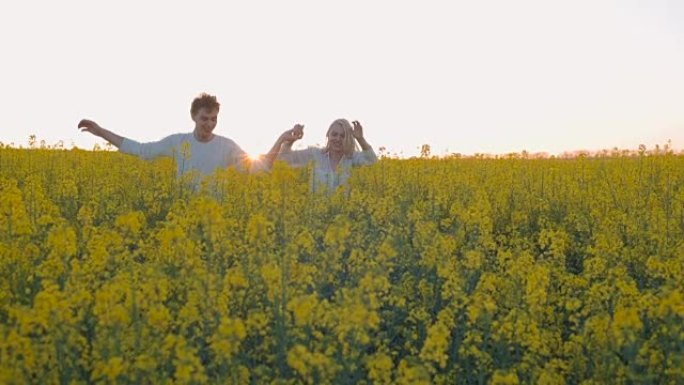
[190, 93, 220, 116]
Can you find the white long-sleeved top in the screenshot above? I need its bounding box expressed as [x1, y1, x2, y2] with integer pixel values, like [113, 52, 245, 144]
[277, 147, 377, 191]
[119, 133, 249, 176]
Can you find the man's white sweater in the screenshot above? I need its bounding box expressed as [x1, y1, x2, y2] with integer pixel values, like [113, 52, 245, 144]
[119, 133, 249, 176]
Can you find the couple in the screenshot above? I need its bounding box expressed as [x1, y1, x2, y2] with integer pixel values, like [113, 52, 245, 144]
[79, 93, 377, 191]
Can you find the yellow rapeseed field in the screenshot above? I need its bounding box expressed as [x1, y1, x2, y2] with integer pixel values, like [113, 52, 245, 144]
[0, 145, 682, 384]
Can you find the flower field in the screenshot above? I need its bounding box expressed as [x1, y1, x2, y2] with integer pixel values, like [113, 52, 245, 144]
[0, 146, 682, 384]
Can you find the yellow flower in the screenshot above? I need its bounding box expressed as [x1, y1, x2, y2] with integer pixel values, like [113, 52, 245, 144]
[287, 344, 339, 384]
[0, 178, 32, 236]
[287, 294, 318, 326]
[396, 359, 431, 385]
[260, 263, 282, 302]
[246, 213, 274, 246]
[323, 215, 351, 250]
[420, 321, 450, 368]
[227, 267, 248, 288]
[612, 306, 643, 346]
[490, 370, 520, 385]
[92, 357, 125, 382]
[148, 304, 171, 331]
[365, 352, 394, 385]
[114, 210, 145, 236]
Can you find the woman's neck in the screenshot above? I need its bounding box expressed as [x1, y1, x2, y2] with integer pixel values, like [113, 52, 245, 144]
[328, 150, 343, 169]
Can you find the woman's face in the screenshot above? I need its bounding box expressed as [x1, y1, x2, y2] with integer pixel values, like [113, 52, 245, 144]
[327, 123, 346, 153]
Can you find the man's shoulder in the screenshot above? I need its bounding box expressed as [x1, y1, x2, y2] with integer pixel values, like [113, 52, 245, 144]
[212, 134, 241, 149]
[163, 133, 191, 143]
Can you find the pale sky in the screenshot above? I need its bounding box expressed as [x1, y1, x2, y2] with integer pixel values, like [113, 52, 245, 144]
[1, 0, 682, 157]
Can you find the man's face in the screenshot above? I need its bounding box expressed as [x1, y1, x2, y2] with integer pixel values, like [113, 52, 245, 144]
[192, 107, 219, 141]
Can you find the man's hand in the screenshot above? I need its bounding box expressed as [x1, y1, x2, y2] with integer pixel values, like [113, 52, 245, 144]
[78, 119, 105, 138]
[77, 119, 124, 148]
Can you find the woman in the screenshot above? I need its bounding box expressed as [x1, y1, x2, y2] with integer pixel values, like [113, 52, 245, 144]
[264, 119, 377, 192]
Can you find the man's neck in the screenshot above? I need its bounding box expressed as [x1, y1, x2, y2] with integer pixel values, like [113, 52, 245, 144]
[193, 130, 214, 143]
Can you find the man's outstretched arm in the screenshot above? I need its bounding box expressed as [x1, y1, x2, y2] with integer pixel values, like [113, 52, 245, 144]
[78, 119, 124, 148]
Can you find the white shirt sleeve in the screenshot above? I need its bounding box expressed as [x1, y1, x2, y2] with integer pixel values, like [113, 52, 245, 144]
[278, 147, 316, 168]
[119, 135, 180, 160]
[227, 143, 250, 172]
[351, 148, 378, 166]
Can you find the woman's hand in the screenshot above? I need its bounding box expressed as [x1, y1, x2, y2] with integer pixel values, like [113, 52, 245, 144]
[280, 124, 304, 145]
[352, 120, 372, 151]
[351, 120, 364, 140]
[264, 124, 304, 169]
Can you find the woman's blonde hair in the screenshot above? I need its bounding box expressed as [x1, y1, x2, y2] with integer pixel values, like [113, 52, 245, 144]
[324, 118, 358, 157]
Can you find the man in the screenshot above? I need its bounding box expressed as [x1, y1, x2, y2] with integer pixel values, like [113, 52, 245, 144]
[78, 93, 252, 177]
